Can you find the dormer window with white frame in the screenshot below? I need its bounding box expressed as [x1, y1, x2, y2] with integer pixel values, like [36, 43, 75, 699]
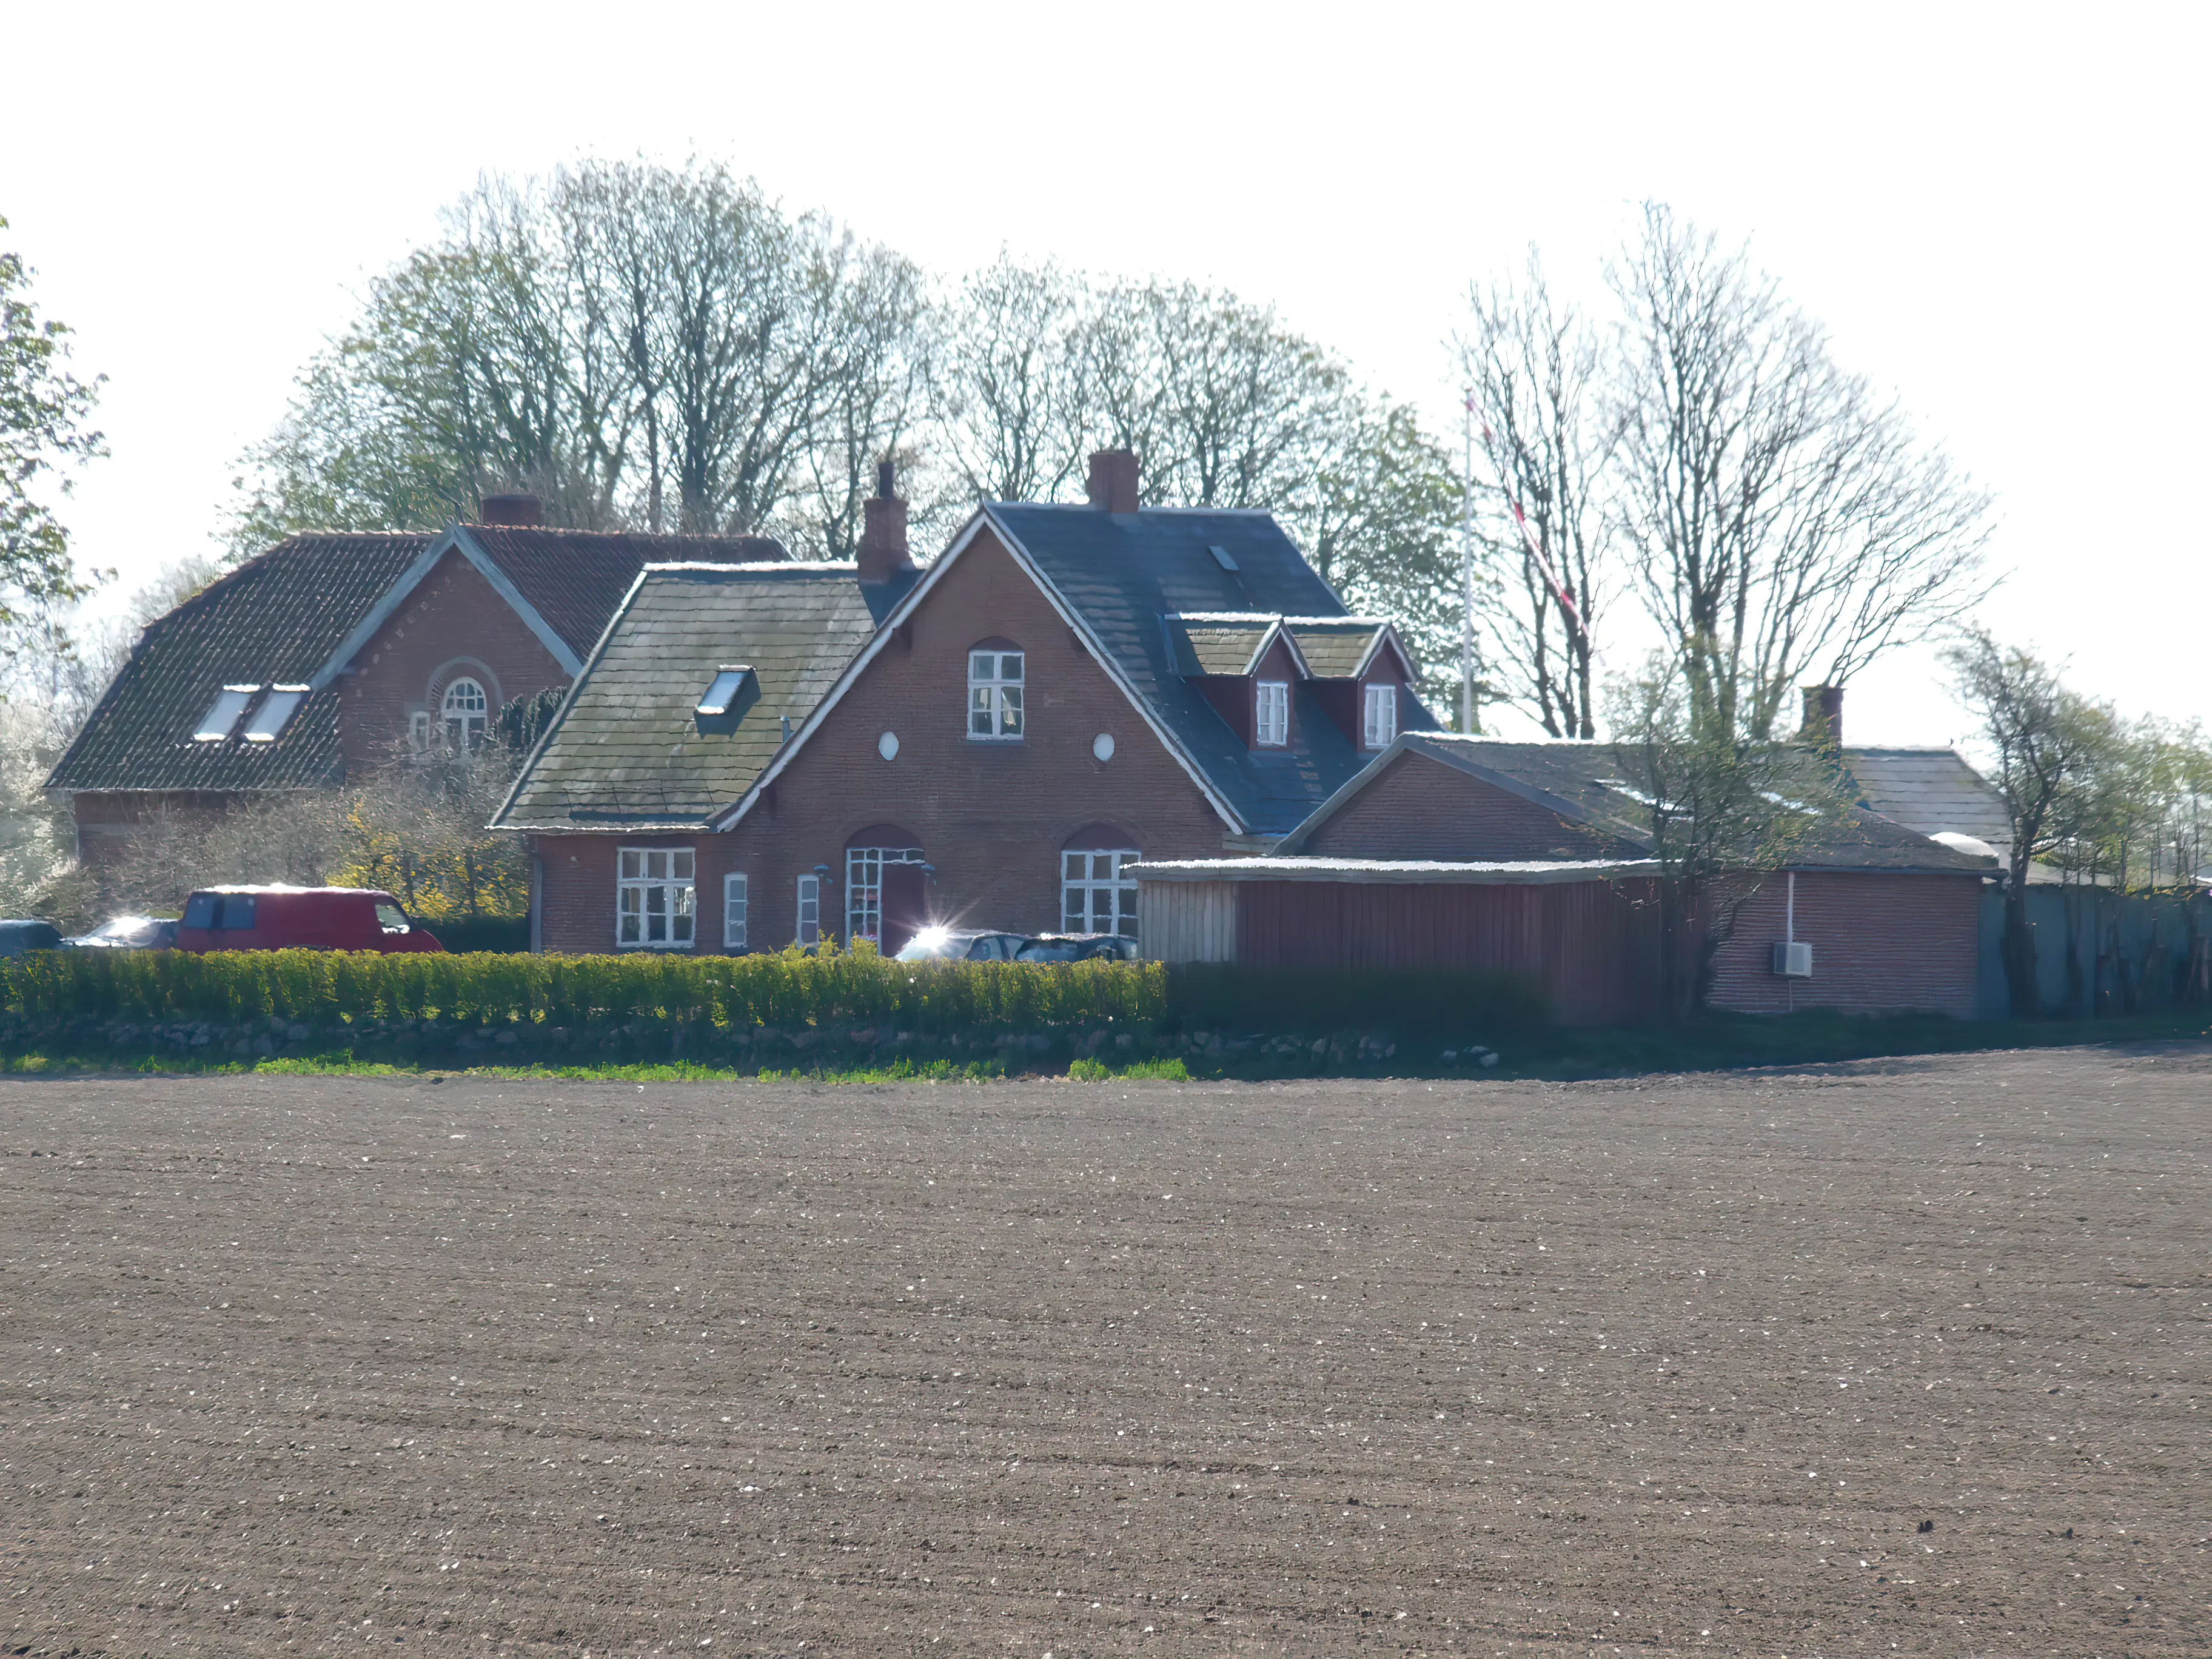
[968, 648, 1024, 740]
[1362, 682, 1398, 748]
[1255, 680, 1289, 748]
[192, 686, 257, 743]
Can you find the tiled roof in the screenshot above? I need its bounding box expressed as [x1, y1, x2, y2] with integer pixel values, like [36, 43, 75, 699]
[986, 506, 1440, 834]
[47, 534, 434, 792]
[1280, 734, 1997, 874]
[1842, 746, 2013, 851]
[1165, 616, 1277, 677]
[493, 563, 877, 831]
[1284, 618, 1389, 679]
[461, 525, 784, 660]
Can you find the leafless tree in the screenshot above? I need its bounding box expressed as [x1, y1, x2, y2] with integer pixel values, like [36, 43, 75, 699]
[1457, 255, 1610, 739]
[937, 254, 1092, 506]
[1609, 204, 1992, 742]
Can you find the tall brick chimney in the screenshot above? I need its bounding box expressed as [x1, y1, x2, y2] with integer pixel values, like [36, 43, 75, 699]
[857, 457, 912, 585]
[478, 492, 544, 527]
[1087, 448, 1139, 514]
[1798, 684, 1844, 749]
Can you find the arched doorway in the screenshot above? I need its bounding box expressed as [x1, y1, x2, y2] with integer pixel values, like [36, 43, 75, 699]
[845, 825, 925, 951]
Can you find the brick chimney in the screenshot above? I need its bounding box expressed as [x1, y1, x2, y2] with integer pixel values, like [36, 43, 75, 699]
[1799, 684, 1844, 749]
[477, 492, 543, 527]
[1087, 448, 1139, 514]
[857, 457, 912, 585]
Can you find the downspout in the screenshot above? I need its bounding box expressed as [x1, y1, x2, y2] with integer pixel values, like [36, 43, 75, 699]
[1785, 870, 1796, 1014]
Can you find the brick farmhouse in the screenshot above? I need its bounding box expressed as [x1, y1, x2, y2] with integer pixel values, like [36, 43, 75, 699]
[494, 454, 1431, 953]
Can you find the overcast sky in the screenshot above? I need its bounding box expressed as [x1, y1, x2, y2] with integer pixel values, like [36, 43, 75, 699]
[5, 2, 2203, 748]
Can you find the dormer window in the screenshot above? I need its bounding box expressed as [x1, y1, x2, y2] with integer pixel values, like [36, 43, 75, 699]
[697, 669, 746, 716]
[192, 686, 256, 743]
[968, 648, 1024, 740]
[242, 686, 308, 743]
[1363, 682, 1398, 748]
[694, 665, 758, 734]
[1255, 680, 1289, 747]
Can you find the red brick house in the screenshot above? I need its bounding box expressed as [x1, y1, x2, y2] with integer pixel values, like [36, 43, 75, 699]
[47, 497, 782, 873]
[1135, 732, 1997, 1020]
[494, 454, 1436, 953]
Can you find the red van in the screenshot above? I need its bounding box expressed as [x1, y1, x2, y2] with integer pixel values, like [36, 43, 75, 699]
[174, 886, 444, 954]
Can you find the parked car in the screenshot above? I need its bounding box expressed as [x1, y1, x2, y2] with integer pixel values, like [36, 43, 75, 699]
[62, 915, 178, 951]
[1015, 933, 1138, 963]
[0, 919, 62, 956]
[173, 886, 444, 954]
[893, 928, 1031, 964]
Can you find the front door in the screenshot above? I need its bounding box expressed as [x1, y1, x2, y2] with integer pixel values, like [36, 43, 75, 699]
[879, 862, 928, 957]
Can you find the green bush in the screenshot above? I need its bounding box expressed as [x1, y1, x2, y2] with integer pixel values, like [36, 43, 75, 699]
[0, 945, 1167, 1034]
[1163, 964, 1550, 1039]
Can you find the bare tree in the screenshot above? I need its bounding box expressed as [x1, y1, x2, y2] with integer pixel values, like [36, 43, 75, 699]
[938, 253, 1091, 505]
[1609, 204, 1992, 742]
[1456, 256, 1609, 738]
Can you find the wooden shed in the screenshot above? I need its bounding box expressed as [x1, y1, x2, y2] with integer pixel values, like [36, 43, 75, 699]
[1134, 856, 1664, 1025]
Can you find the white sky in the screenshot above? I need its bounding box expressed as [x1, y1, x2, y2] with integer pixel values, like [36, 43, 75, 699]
[5, 1, 2204, 748]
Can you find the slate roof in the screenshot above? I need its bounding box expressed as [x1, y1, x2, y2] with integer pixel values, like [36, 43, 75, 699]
[983, 506, 1439, 834]
[47, 533, 434, 793]
[493, 563, 878, 831]
[1284, 618, 1393, 679]
[49, 521, 788, 797]
[1165, 615, 1279, 677]
[1278, 734, 1997, 874]
[1841, 746, 2013, 851]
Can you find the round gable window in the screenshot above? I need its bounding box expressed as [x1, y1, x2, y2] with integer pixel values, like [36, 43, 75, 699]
[877, 730, 900, 761]
[1091, 732, 1116, 763]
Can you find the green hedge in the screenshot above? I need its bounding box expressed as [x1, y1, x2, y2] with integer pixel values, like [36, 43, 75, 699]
[428, 915, 532, 954]
[0, 946, 1165, 1034]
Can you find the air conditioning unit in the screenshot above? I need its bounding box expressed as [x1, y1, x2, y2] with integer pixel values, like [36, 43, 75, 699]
[1771, 940, 1813, 979]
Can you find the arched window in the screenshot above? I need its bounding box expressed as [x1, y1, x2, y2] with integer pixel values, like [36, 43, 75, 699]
[1061, 824, 1141, 939]
[845, 825, 925, 944]
[442, 676, 489, 748]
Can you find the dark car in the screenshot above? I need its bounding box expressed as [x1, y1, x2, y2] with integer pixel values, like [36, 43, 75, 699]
[62, 916, 178, 951]
[0, 919, 62, 956]
[1014, 933, 1138, 963]
[893, 928, 1031, 964]
[174, 886, 444, 954]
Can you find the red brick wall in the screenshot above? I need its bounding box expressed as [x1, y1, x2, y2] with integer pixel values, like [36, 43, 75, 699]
[534, 526, 1233, 953]
[1304, 752, 1644, 862]
[340, 549, 571, 769]
[1705, 871, 1982, 1017]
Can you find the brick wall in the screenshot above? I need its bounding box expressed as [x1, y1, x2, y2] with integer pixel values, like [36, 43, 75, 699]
[340, 549, 571, 769]
[1305, 752, 1644, 862]
[535, 526, 1234, 953]
[1705, 871, 1982, 1017]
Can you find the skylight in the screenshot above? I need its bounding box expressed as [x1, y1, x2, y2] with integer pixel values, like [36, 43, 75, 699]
[697, 668, 750, 716]
[242, 686, 309, 743]
[192, 686, 257, 743]
[1208, 544, 1240, 571]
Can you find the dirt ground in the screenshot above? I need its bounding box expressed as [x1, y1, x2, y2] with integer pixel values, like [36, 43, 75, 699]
[1, 1047, 2204, 1657]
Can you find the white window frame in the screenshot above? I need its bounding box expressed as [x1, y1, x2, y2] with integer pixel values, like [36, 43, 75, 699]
[846, 846, 925, 944]
[1362, 681, 1398, 748]
[616, 846, 695, 950]
[443, 675, 490, 748]
[1062, 848, 1142, 939]
[796, 873, 822, 947]
[967, 649, 1025, 740]
[192, 686, 256, 743]
[408, 710, 434, 752]
[723, 872, 748, 953]
[1255, 679, 1289, 748]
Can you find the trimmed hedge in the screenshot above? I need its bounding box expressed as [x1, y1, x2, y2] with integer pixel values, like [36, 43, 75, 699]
[0, 945, 1165, 1034]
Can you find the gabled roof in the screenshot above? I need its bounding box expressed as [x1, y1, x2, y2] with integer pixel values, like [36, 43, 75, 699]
[1282, 617, 1407, 680]
[50, 521, 785, 796]
[1841, 746, 2013, 850]
[48, 533, 434, 793]
[1276, 733, 1999, 874]
[713, 504, 1440, 838]
[1165, 614, 1293, 677]
[492, 563, 877, 832]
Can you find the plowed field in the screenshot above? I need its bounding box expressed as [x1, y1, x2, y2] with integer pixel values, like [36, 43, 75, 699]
[2, 1046, 2205, 1655]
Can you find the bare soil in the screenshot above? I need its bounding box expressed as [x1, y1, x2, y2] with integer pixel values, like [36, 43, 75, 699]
[1, 1046, 2205, 1656]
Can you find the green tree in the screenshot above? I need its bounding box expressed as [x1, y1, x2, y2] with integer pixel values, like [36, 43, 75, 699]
[0, 215, 106, 659]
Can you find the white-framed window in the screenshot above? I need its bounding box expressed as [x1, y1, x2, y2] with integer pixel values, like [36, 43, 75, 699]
[192, 686, 256, 743]
[242, 685, 308, 743]
[846, 846, 924, 943]
[796, 873, 822, 947]
[968, 649, 1024, 740]
[1063, 848, 1142, 939]
[1255, 679, 1289, 747]
[1362, 681, 1398, 748]
[443, 676, 490, 748]
[723, 873, 748, 953]
[409, 710, 434, 752]
[616, 846, 694, 949]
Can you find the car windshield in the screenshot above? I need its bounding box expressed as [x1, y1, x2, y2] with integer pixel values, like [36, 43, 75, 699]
[894, 927, 969, 962]
[375, 902, 411, 934]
